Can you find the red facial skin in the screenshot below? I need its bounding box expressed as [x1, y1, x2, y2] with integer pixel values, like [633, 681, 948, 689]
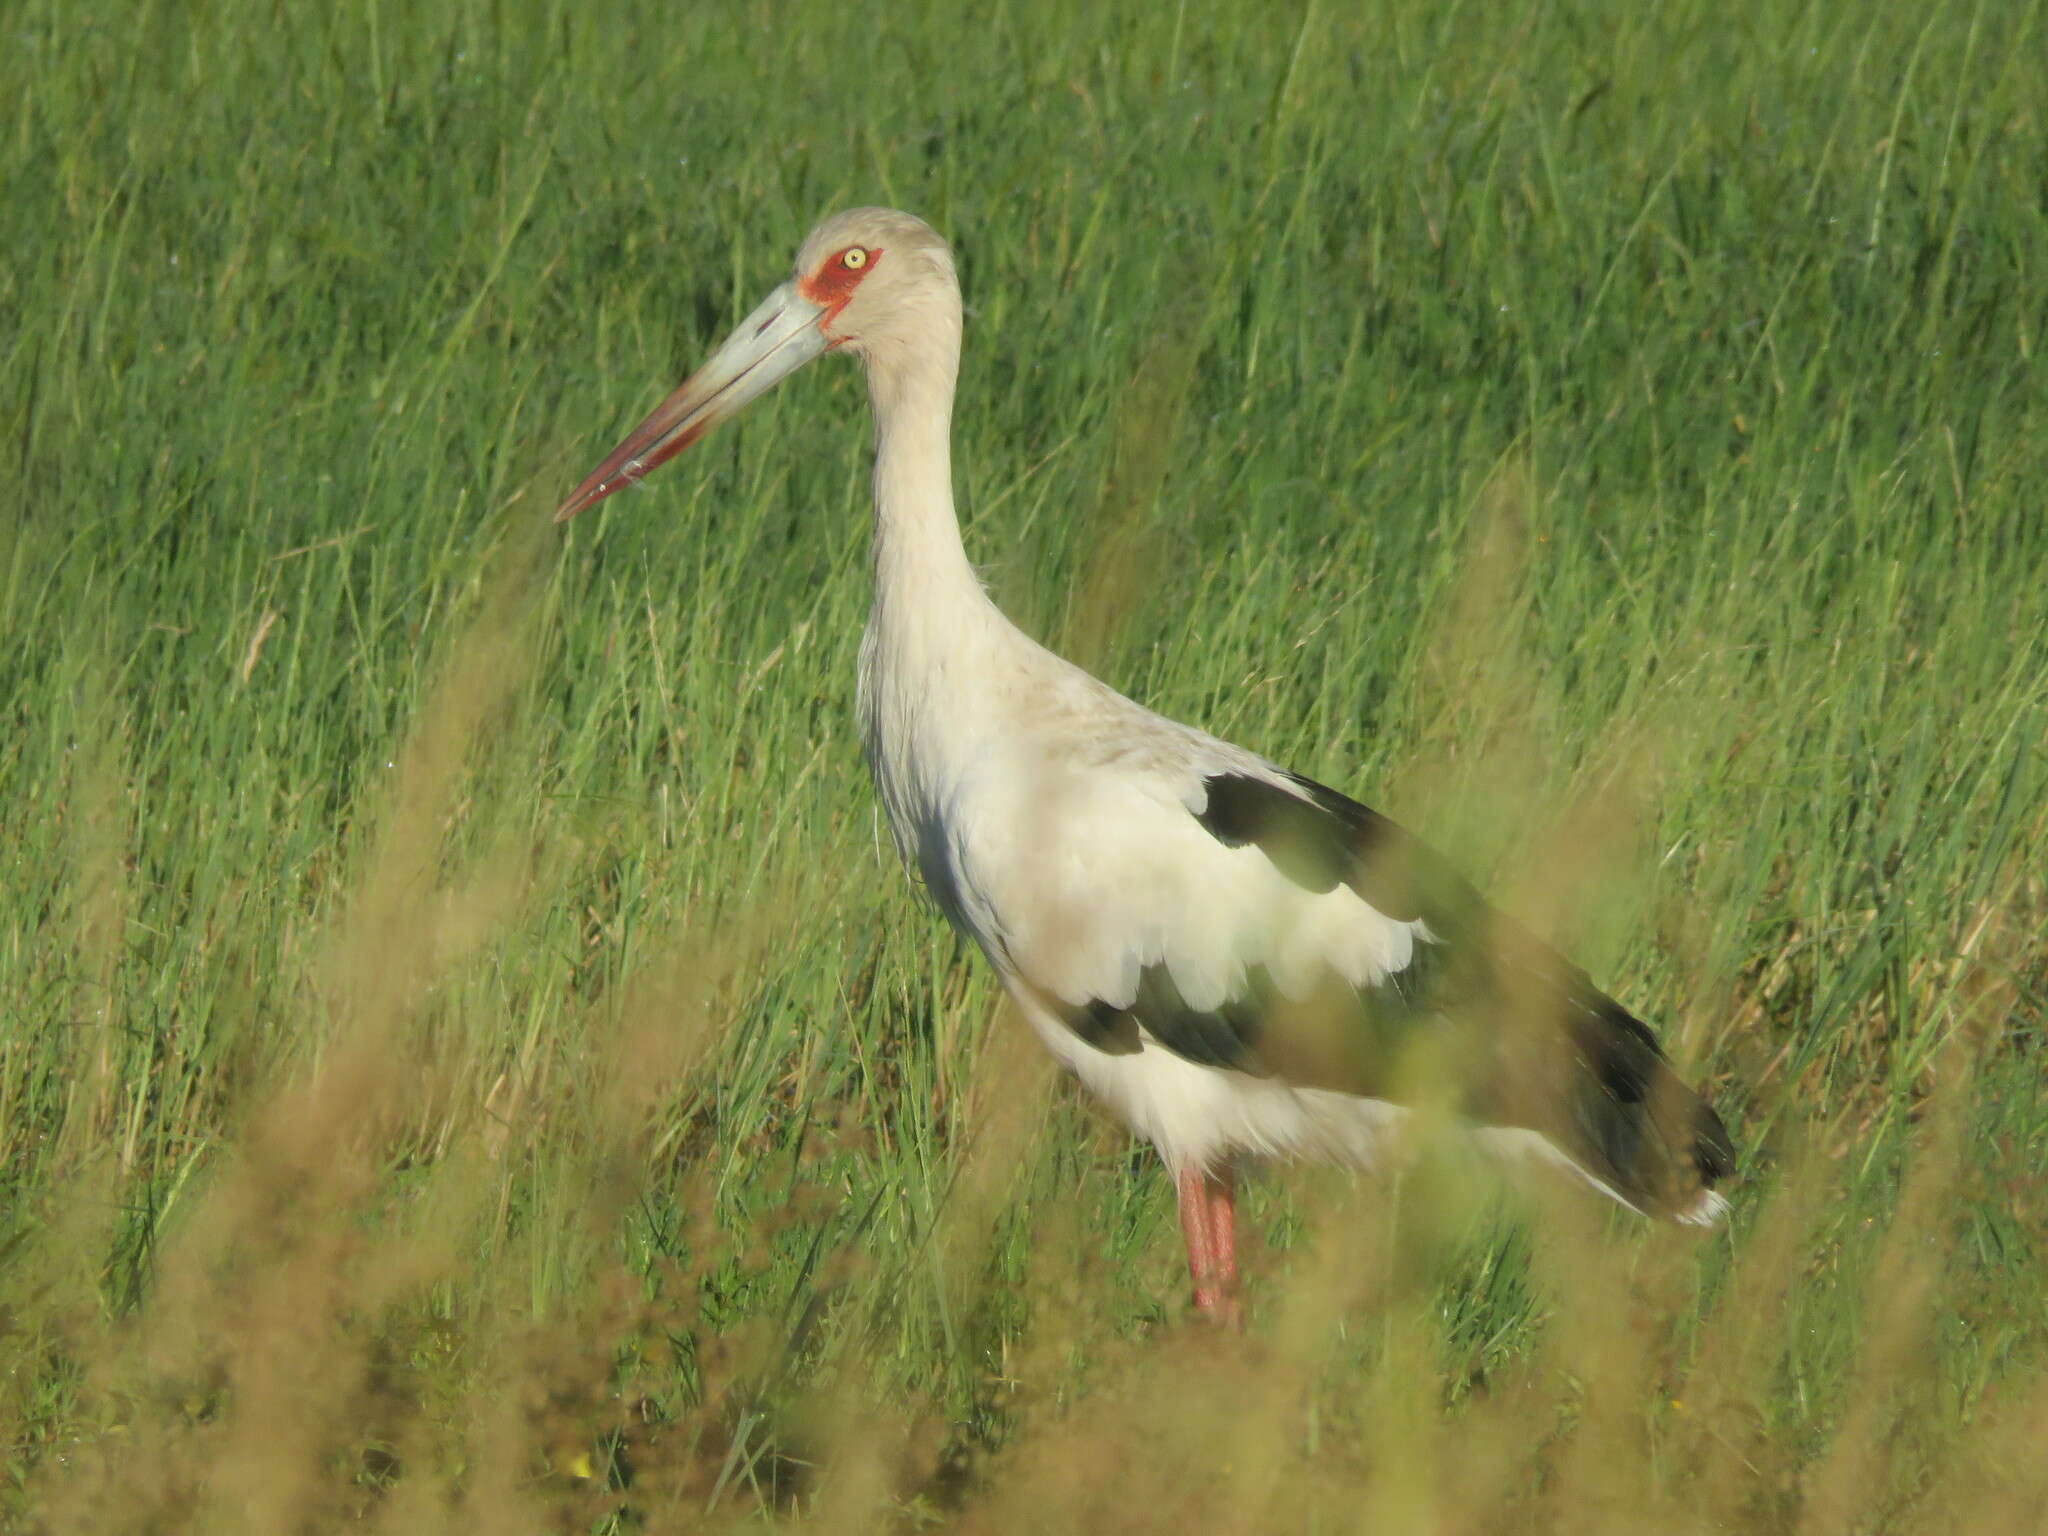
[799, 246, 881, 340]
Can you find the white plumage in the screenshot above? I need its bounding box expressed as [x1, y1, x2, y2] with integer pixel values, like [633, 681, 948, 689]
[868, 630, 1421, 1174]
[559, 207, 1734, 1320]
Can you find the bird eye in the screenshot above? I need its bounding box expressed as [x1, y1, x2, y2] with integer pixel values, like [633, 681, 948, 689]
[841, 247, 868, 270]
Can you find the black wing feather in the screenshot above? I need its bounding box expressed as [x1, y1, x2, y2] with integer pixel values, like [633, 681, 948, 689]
[1194, 770, 1460, 923]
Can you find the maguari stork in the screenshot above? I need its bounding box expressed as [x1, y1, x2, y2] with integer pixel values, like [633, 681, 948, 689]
[558, 208, 1734, 1323]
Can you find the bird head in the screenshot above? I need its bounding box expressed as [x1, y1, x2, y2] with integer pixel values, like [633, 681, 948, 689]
[556, 207, 957, 521]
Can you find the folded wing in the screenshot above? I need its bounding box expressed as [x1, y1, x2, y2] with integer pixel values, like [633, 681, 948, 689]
[964, 753, 1733, 1222]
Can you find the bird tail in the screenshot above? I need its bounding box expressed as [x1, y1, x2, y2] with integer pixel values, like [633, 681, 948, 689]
[1443, 922, 1734, 1225]
[1540, 984, 1735, 1224]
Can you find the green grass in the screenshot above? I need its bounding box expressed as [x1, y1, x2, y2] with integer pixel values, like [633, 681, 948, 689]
[3, 0, 2045, 1527]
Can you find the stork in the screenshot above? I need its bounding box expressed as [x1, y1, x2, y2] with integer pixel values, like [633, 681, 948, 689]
[557, 208, 1734, 1323]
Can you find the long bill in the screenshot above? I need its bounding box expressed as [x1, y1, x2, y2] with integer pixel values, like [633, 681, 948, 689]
[555, 280, 831, 521]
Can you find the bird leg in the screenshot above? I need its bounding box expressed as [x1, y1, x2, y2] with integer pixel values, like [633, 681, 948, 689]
[1175, 1163, 1241, 1327]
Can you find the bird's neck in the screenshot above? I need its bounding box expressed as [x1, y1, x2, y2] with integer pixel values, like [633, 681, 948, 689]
[862, 329, 1006, 661]
[865, 335, 977, 612]
[857, 320, 1036, 852]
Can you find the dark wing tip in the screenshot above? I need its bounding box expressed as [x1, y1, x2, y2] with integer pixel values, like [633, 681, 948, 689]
[1542, 977, 1739, 1216]
[1691, 1095, 1737, 1185]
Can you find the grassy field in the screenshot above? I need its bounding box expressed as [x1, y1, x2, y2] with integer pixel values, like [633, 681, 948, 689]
[4, 0, 2045, 1527]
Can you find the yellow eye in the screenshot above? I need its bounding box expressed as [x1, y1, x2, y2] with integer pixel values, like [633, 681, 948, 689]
[842, 247, 868, 270]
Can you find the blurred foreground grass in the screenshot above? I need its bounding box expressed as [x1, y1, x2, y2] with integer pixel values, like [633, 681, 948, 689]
[2, 0, 2044, 1528]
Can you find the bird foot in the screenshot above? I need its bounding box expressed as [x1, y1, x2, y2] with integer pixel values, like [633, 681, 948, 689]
[1179, 1164, 1244, 1332]
[1192, 1285, 1245, 1333]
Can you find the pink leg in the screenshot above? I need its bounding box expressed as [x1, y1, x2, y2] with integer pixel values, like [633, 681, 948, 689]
[1175, 1164, 1242, 1328]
